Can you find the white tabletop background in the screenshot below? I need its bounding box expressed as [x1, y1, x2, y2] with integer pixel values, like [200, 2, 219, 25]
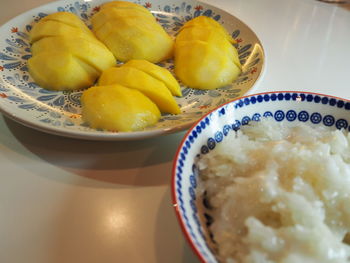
[0, 0, 349, 262]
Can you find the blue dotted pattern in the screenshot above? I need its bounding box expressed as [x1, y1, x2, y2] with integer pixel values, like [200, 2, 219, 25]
[298, 111, 309, 122]
[174, 92, 350, 262]
[286, 110, 297, 121]
[311, 112, 322, 124]
[336, 119, 348, 130]
[252, 113, 261, 121]
[323, 115, 335, 126]
[274, 110, 285, 121]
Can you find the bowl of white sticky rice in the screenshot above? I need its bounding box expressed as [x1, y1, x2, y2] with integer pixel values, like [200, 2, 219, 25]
[172, 91, 350, 263]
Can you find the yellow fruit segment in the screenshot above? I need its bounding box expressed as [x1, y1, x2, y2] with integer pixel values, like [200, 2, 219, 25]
[98, 66, 180, 114]
[93, 18, 172, 62]
[175, 40, 241, 90]
[28, 52, 95, 91]
[81, 85, 161, 132]
[123, 60, 182, 96]
[174, 16, 241, 90]
[35, 12, 94, 36]
[175, 26, 241, 69]
[28, 12, 116, 91]
[31, 36, 116, 73]
[179, 15, 236, 44]
[91, 1, 174, 63]
[29, 20, 94, 43]
[101, 1, 152, 14]
[92, 5, 154, 32]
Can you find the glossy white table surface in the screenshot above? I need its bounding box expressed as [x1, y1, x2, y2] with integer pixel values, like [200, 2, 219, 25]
[1, 0, 350, 262]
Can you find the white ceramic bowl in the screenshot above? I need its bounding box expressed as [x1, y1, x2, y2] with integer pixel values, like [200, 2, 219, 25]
[171, 91, 350, 263]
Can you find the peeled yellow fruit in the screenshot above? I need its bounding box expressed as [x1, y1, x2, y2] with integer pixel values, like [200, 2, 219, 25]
[175, 26, 241, 69]
[29, 12, 95, 42]
[98, 66, 180, 114]
[28, 12, 116, 91]
[100, 1, 153, 14]
[81, 85, 161, 132]
[29, 52, 97, 91]
[179, 15, 236, 44]
[123, 60, 182, 97]
[175, 40, 240, 90]
[92, 3, 154, 31]
[91, 1, 174, 63]
[31, 36, 115, 73]
[174, 16, 241, 90]
[81, 59, 181, 132]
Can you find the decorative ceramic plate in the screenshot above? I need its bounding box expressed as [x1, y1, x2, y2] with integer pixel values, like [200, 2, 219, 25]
[0, 0, 264, 140]
[172, 91, 350, 263]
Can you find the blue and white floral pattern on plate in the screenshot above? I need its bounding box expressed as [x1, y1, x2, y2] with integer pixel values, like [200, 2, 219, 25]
[0, 0, 264, 140]
[172, 91, 350, 263]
